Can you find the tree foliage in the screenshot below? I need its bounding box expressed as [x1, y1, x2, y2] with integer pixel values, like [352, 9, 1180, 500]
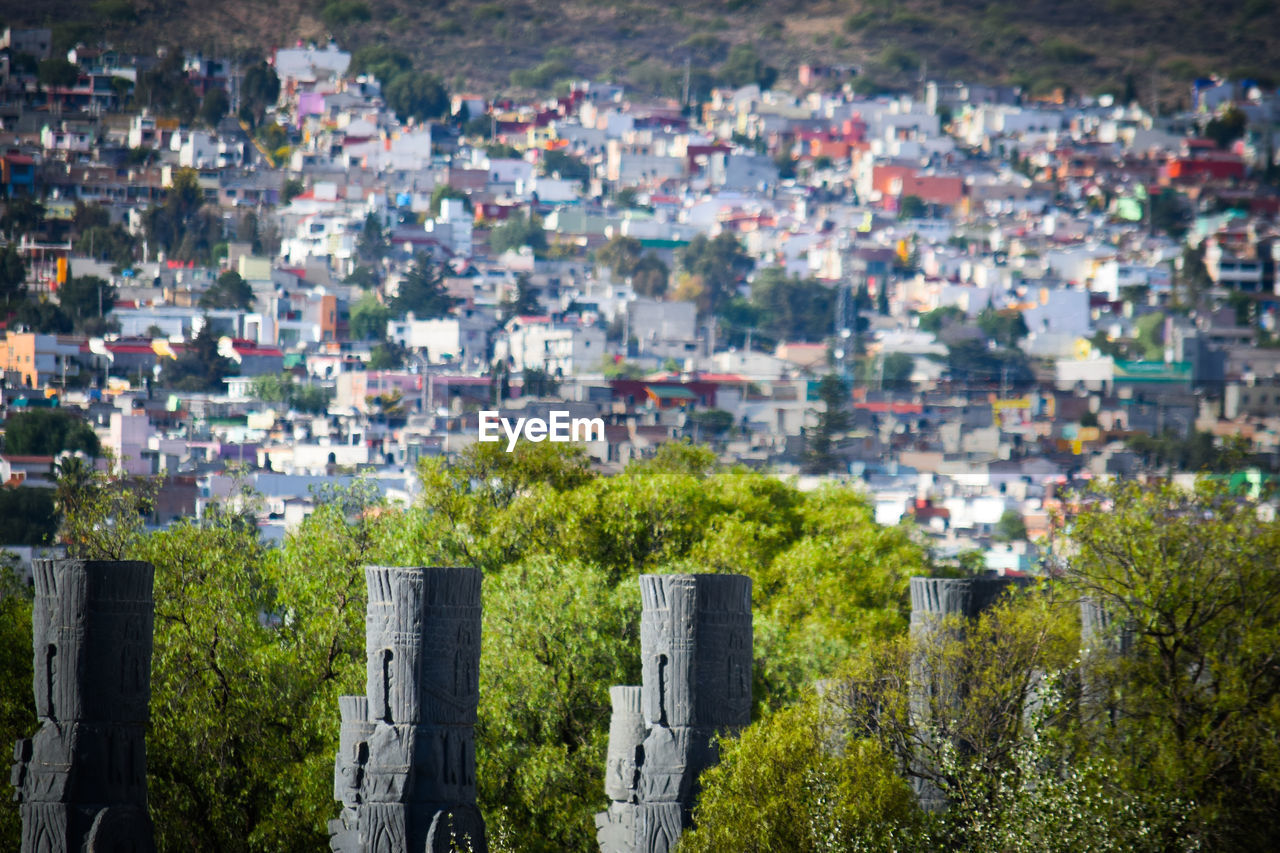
[198, 270, 255, 310]
[2, 408, 101, 457]
[750, 267, 836, 344]
[489, 211, 547, 256]
[0, 243, 26, 309]
[349, 290, 391, 340]
[390, 254, 455, 320]
[677, 232, 753, 317]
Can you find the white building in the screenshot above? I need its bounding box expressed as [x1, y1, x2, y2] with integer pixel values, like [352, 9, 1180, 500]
[495, 316, 606, 376]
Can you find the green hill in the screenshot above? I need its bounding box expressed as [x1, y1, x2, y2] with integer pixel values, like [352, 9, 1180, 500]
[3, 0, 1279, 103]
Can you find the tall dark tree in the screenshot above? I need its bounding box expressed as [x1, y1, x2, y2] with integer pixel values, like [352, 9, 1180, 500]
[0, 244, 26, 309]
[58, 275, 117, 330]
[239, 61, 280, 128]
[357, 212, 388, 263]
[198, 87, 230, 128]
[163, 322, 235, 391]
[803, 374, 851, 474]
[390, 254, 456, 319]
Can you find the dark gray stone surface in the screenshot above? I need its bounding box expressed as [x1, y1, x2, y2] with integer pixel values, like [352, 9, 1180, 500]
[597, 574, 752, 853]
[12, 558, 156, 853]
[330, 566, 486, 853]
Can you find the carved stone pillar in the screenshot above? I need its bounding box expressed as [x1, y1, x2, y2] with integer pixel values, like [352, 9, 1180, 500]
[329, 566, 486, 853]
[908, 575, 1027, 810]
[597, 573, 752, 853]
[11, 558, 156, 853]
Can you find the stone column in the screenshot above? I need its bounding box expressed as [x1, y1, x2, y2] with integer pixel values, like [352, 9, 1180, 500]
[908, 575, 1027, 810]
[11, 558, 156, 853]
[329, 566, 486, 853]
[594, 686, 643, 852]
[614, 573, 751, 853]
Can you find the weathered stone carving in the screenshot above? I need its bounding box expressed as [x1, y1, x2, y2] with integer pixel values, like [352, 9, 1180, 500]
[11, 558, 156, 853]
[596, 574, 752, 853]
[329, 566, 486, 853]
[908, 575, 1028, 810]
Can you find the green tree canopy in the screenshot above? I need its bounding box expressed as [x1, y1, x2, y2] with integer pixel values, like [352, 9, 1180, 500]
[57, 275, 117, 331]
[163, 323, 235, 391]
[72, 224, 138, 269]
[389, 254, 456, 320]
[198, 271, 255, 311]
[749, 267, 836, 344]
[349, 290, 391, 340]
[489, 211, 548, 256]
[0, 243, 27, 308]
[197, 86, 229, 127]
[677, 232, 753, 317]
[2, 408, 100, 457]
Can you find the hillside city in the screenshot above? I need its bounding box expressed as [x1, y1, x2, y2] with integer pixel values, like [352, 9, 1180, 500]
[3, 32, 1280, 576]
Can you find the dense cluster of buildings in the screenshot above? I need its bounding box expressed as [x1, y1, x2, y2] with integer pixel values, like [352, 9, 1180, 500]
[3, 30, 1280, 573]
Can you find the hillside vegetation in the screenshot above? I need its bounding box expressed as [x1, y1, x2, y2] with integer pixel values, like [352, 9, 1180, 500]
[3, 0, 1279, 102]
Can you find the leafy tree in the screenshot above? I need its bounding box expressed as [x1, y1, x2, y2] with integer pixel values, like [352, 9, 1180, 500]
[349, 291, 391, 340]
[976, 306, 1029, 348]
[993, 508, 1026, 541]
[57, 275, 117, 330]
[749, 267, 836, 343]
[14, 300, 73, 334]
[476, 557, 640, 850]
[596, 236, 669, 298]
[1, 198, 46, 240]
[163, 323, 235, 391]
[72, 201, 110, 232]
[2, 409, 100, 457]
[880, 351, 915, 390]
[37, 57, 80, 90]
[719, 44, 777, 90]
[0, 487, 58, 545]
[390, 254, 455, 319]
[133, 50, 198, 124]
[73, 224, 138, 269]
[803, 374, 851, 474]
[682, 692, 920, 852]
[489, 211, 547, 256]
[687, 408, 734, 436]
[199, 271, 255, 310]
[344, 265, 380, 289]
[1064, 479, 1280, 849]
[0, 243, 26, 308]
[918, 305, 965, 334]
[291, 383, 332, 415]
[198, 86, 229, 127]
[1204, 105, 1247, 149]
[356, 212, 388, 262]
[383, 71, 449, 123]
[143, 168, 222, 264]
[249, 372, 293, 406]
[898, 194, 927, 219]
[0, 565, 34, 848]
[540, 149, 590, 185]
[945, 339, 1033, 390]
[677, 232, 753, 317]
[368, 340, 407, 370]
[428, 184, 468, 217]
